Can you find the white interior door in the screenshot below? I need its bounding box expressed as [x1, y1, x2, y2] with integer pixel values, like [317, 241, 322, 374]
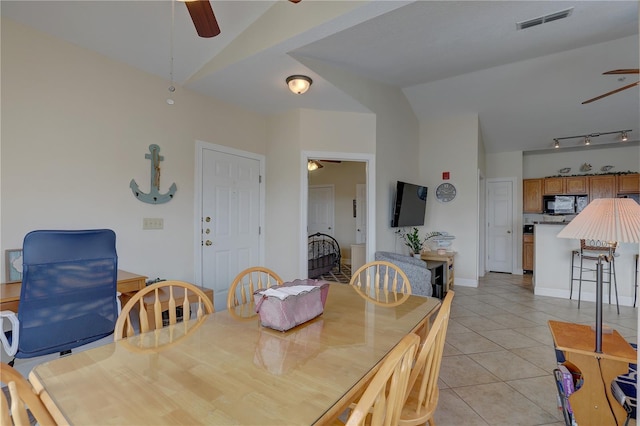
[355, 183, 366, 244]
[487, 180, 513, 273]
[201, 148, 261, 311]
[308, 185, 335, 236]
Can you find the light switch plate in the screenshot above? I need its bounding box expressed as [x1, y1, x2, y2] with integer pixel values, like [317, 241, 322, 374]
[143, 218, 163, 230]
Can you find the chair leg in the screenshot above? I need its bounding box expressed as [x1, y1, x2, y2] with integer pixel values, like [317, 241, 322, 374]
[569, 251, 575, 300]
[577, 255, 584, 309]
[611, 258, 619, 314]
[634, 255, 638, 308]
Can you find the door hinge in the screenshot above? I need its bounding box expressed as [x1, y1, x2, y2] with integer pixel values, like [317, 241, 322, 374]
[259, 226, 262, 235]
[259, 175, 262, 183]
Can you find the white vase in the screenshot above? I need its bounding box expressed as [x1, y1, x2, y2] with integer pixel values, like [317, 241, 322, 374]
[413, 253, 422, 259]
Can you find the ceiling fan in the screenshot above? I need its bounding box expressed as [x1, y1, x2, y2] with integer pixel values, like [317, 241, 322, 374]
[582, 69, 640, 104]
[185, 0, 301, 38]
[307, 159, 342, 171]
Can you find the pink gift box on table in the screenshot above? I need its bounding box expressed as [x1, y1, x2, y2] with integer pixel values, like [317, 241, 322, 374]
[253, 279, 329, 332]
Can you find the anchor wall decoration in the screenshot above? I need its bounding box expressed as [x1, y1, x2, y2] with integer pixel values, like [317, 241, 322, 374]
[130, 144, 177, 204]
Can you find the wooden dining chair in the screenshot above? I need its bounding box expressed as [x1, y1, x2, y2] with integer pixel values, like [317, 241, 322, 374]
[350, 261, 412, 306]
[114, 280, 214, 340]
[344, 333, 420, 426]
[0, 363, 56, 426]
[399, 291, 454, 426]
[226, 267, 283, 315]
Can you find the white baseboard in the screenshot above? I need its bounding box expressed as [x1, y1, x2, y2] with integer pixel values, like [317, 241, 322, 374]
[454, 277, 478, 288]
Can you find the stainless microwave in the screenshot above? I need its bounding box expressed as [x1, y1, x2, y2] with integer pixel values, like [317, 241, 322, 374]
[544, 195, 588, 214]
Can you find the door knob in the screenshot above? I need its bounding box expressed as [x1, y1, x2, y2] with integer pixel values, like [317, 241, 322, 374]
[205, 240, 212, 246]
[507, 230, 512, 234]
[205, 217, 211, 222]
[205, 228, 210, 234]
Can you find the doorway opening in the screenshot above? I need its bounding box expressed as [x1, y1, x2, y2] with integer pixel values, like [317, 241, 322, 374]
[300, 151, 375, 279]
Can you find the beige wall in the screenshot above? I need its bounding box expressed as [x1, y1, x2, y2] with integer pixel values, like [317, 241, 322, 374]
[522, 143, 639, 178]
[420, 114, 480, 286]
[1, 19, 268, 281]
[264, 110, 303, 281]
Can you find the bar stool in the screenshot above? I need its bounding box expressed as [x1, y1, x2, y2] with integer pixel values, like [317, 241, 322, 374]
[634, 254, 638, 308]
[569, 239, 619, 313]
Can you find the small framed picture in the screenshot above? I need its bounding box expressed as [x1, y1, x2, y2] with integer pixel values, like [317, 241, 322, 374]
[5, 249, 23, 283]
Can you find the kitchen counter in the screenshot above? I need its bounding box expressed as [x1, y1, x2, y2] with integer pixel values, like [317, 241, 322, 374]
[533, 223, 638, 306]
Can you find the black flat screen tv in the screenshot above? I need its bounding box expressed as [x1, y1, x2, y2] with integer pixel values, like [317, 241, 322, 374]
[391, 181, 428, 227]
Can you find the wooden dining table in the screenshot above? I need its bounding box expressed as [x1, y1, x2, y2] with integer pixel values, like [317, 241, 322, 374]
[29, 283, 440, 425]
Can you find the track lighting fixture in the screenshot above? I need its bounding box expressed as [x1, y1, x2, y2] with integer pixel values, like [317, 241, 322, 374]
[552, 129, 632, 149]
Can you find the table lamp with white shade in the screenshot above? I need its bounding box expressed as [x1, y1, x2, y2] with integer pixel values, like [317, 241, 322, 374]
[557, 198, 640, 353]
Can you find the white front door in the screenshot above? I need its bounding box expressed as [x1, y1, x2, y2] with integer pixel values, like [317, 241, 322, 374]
[308, 185, 335, 236]
[200, 147, 261, 311]
[487, 180, 513, 273]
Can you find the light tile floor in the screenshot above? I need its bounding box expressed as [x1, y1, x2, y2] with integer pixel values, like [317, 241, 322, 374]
[434, 272, 638, 426]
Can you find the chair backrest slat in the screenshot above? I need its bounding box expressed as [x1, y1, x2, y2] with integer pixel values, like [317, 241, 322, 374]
[350, 261, 412, 306]
[227, 267, 283, 317]
[0, 363, 56, 426]
[400, 291, 454, 425]
[346, 333, 420, 426]
[182, 288, 192, 321]
[114, 281, 214, 341]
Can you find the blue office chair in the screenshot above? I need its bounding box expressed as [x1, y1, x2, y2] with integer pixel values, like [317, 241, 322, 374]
[1, 229, 118, 364]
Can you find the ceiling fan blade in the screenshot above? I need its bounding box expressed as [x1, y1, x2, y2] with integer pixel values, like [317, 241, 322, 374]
[582, 81, 639, 104]
[185, 0, 220, 38]
[602, 69, 639, 75]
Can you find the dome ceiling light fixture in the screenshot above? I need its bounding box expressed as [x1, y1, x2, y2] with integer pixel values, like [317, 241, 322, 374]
[307, 160, 323, 171]
[286, 75, 313, 95]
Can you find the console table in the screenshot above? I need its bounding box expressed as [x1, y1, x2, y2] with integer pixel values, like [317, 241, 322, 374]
[548, 320, 636, 425]
[0, 269, 147, 312]
[421, 252, 455, 294]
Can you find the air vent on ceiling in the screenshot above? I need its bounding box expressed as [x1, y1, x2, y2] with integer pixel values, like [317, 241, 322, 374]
[516, 8, 573, 30]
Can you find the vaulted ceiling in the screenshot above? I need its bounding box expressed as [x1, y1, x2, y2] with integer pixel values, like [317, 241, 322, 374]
[2, 1, 638, 153]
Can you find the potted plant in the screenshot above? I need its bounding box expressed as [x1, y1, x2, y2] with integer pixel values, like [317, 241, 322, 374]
[396, 227, 427, 257]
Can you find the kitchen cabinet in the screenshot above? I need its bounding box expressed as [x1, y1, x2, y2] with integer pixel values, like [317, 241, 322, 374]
[564, 176, 588, 194]
[523, 234, 534, 271]
[543, 178, 564, 195]
[617, 173, 640, 194]
[523, 179, 543, 213]
[543, 176, 588, 195]
[589, 175, 616, 200]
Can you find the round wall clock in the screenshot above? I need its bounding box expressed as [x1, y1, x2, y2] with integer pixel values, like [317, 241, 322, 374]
[435, 182, 457, 202]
